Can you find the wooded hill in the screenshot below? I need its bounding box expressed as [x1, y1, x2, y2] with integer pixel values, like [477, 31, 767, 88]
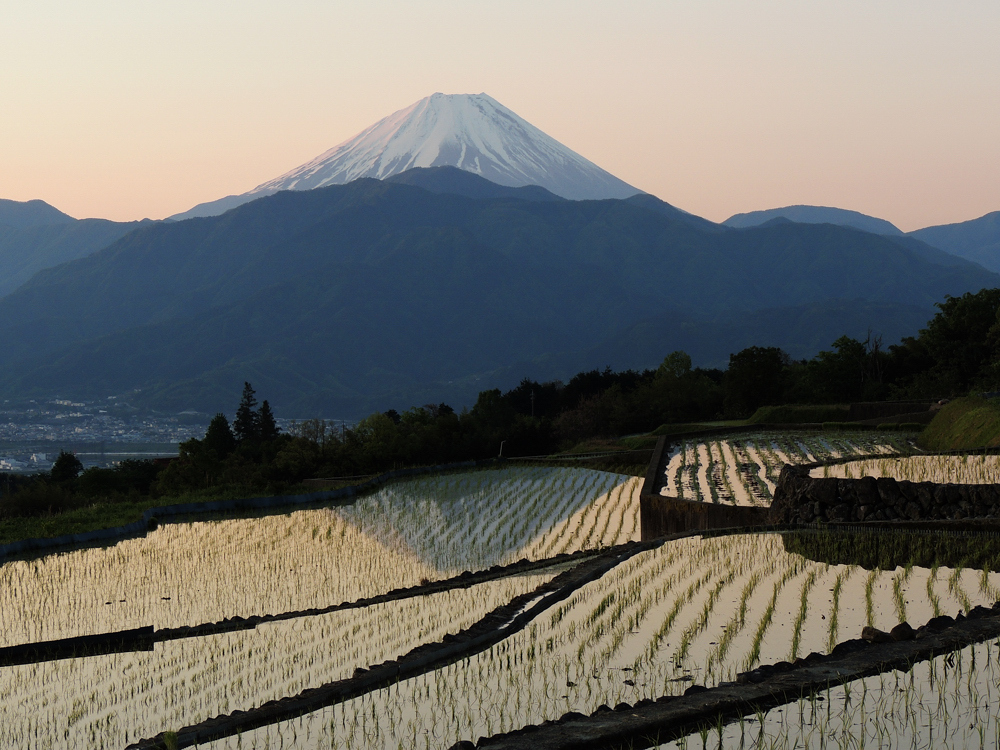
[0, 168, 996, 417]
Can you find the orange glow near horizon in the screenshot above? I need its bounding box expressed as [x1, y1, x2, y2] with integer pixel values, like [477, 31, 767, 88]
[1, 1, 998, 231]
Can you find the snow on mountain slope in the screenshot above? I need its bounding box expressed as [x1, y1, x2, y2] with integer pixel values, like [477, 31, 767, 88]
[171, 93, 641, 220]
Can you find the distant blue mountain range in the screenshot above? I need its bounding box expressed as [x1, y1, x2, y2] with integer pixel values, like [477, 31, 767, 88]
[725, 204, 1000, 273]
[0, 168, 996, 417]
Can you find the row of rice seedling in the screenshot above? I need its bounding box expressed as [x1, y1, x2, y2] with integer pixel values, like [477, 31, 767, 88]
[0, 509, 439, 647]
[814, 452, 1000, 484]
[0, 467, 638, 646]
[0, 572, 553, 750]
[662, 432, 915, 506]
[204, 531, 1000, 748]
[663, 639, 1000, 749]
[338, 467, 640, 571]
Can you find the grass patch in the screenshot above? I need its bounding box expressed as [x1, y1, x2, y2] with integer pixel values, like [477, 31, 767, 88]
[748, 404, 850, 424]
[918, 396, 1000, 451]
[0, 485, 311, 546]
[0, 498, 161, 545]
[820, 421, 867, 431]
[618, 435, 659, 450]
[651, 421, 748, 437]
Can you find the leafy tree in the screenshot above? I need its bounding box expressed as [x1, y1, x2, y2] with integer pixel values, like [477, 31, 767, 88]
[724, 346, 789, 418]
[918, 289, 1000, 394]
[292, 418, 331, 448]
[504, 378, 562, 419]
[469, 389, 516, 454]
[233, 382, 259, 443]
[657, 351, 693, 379]
[353, 412, 400, 468]
[50, 450, 83, 483]
[650, 351, 723, 424]
[799, 336, 868, 403]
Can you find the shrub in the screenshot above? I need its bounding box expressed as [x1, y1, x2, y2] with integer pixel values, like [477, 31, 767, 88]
[749, 404, 850, 424]
[821, 421, 866, 431]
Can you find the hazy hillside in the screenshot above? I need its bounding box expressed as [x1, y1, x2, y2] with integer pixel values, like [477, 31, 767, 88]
[384, 166, 564, 202]
[724, 205, 903, 235]
[0, 198, 74, 229]
[0, 219, 144, 297]
[910, 211, 1000, 273]
[0, 175, 996, 415]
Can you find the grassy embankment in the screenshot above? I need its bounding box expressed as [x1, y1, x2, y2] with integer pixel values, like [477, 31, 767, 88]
[648, 406, 850, 435]
[0, 481, 361, 547]
[918, 396, 1000, 451]
[747, 404, 850, 424]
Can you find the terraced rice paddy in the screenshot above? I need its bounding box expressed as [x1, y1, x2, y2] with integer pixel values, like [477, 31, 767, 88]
[206, 531, 1000, 749]
[813, 453, 1000, 484]
[4, 440, 999, 750]
[0, 467, 640, 647]
[0, 466, 639, 748]
[0, 574, 551, 750]
[661, 432, 914, 506]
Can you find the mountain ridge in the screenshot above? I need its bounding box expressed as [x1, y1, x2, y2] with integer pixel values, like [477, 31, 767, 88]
[0, 173, 995, 415]
[724, 205, 903, 235]
[0, 198, 75, 230]
[910, 211, 1000, 273]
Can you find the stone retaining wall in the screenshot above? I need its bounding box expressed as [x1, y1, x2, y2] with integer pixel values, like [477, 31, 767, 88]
[639, 436, 768, 539]
[641, 495, 767, 539]
[770, 464, 1000, 524]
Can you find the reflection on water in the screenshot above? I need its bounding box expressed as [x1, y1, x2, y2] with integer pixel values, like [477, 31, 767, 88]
[784, 528, 1000, 572]
[662, 432, 912, 507]
[0, 509, 438, 646]
[207, 532, 1000, 749]
[0, 465, 636, 748]
[337, 466, 641, 570]
[0, 467, 638, 647]
[662, 640, 1000, 749]
[0, 575, 551, 750]
[812, 454, 1000, 484]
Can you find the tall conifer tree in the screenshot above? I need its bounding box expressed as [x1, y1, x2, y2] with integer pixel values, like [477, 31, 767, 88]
[258, 400, 280, 441]
[233, 381, 259, 443]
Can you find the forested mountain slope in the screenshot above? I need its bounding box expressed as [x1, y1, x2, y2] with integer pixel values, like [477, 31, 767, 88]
[1, 174, 995, 415]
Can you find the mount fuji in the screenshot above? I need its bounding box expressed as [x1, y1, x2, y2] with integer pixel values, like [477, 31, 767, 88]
[171, 93, 642, 220]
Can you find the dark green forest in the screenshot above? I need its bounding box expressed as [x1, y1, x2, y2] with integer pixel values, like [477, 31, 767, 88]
[4, 287, 1000, 522]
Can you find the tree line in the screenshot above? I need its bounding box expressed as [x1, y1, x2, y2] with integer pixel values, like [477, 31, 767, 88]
[4, 288, 1000, 519]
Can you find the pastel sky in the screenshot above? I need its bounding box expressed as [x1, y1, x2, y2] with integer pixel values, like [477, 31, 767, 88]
[2, 1, 998, 231]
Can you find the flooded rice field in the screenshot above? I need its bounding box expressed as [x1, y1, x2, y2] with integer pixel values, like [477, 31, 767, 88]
[0, 466, 639, 748]
[0, 466, 640, 647]
[812, 453, 1000, 485]
[661, 431, 914, 506]
[205, 531, 1000, 749]
[2, 575, 551, 750]
[662, 639, 1000, 749]
[3, 448, 998, 749]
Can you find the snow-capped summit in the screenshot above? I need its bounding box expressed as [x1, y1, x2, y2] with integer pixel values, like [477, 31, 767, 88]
[172, 93, 641, 220]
